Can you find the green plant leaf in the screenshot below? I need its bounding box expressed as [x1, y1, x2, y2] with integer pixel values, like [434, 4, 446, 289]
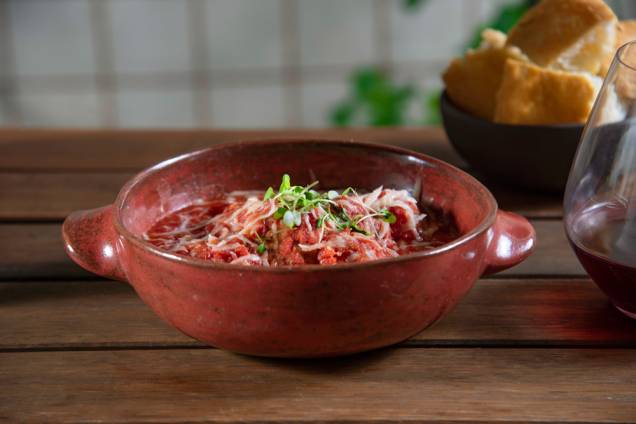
[330, 101, 356, 127]
[423, 89, 442, 125]
[354, 68, 384, 99]
[402, 0, 429, 11]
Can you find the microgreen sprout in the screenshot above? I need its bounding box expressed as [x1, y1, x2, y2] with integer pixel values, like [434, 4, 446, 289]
[273, 207, 286, 220]
[381, 209, 397, 224]
[329, 209, 370, 236]
[282, 210, 300, 228]
[263, 187, 275, 200]
[280, 174, 291, 192]
[263, 175, 398, 233]
[255, 233, 268, 254]
[316, 214, 329, 228]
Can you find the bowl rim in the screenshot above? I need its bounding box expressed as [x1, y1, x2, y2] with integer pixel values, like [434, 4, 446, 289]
[440, 90, 584, 130]
[112, 138, 498, 273]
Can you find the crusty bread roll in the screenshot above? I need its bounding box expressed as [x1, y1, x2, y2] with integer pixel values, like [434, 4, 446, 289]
[506, 0, 616, 75]
[614, 38, 636, 103]
[600, 20, 636, 75]
[494, 59, 601, 125]
[481, 28, 507, 49]
[616, 20, 636, 49]
[442, 30, 528, 120]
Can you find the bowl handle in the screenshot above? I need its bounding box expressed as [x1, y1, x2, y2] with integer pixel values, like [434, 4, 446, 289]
[481, 210, 536, 276]
[62, 205, 127, 282]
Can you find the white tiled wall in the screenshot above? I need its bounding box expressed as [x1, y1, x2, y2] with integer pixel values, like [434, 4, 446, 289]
[210, 82, 287, 128]
[0, 102, 7, 125]
[110, 0, 192, 73]
[301, 79, 350, 128]
[299, 0, 376, 67]
[206, 0, 283, 70]
[17, 91, 101, 127]
[116, 88, 196, 127]
[0, 0, 633, 128]
[8, 0, 97, 77]
[391, 0, 465, 63]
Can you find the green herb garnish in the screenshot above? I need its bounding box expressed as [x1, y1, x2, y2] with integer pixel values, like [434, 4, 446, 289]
[273, 207, 287, 220]
[257, 243, 266, 254]
[263, 187, 275, 200]
[381, 209, 397, 224]
[263, 175, 397, 233]
[341, 187, 355, 196]
[279, 174, 291, 192]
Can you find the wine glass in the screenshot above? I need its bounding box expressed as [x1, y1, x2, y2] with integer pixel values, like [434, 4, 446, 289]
[564, 41, 636, 319]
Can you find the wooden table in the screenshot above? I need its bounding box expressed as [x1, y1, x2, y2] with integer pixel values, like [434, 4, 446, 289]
[1, 127, 635, 423]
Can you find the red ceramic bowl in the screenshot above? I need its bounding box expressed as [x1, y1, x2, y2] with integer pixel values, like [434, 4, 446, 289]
[63, 140, 535, 357]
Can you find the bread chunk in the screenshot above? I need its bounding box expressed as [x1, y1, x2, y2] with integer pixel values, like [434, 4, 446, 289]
[442, 30, 528, 120]
[481, 28, 507, 49]
[494, 59, 601, 125]
[600, 20, 636, 75]
[506, 0, 616, 74]
[616, 20, 636, 49]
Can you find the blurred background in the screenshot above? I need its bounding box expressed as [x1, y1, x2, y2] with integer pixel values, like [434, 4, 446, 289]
[1, 0, 635, 129]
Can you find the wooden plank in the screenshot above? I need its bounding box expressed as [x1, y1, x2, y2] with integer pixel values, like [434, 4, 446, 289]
[1, 347, 635, 423]
[0, 172, 562, 221]
[426, 278, 636, 346]
[0, 172, 129, 221]
[489, 183, 562, 218]
[0, 220, 583, 281]
[0, 224, 91, 280]
[0, 127, 465, 171]
[0, 281, 190, 349]
[499, 219, 583, 277]
[2, 278, 633, 350]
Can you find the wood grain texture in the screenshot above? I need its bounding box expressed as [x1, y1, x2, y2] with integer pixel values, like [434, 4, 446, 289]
[0, 172, 129, 220]
[0, 172, 561, 221]
[0, 127, 562, 220]
[2, 347, 635, 423]
[3, 278, 634, 350]
[0, 127, 463, 171]
[489, 184, 562, 218]
[0, 224, 91, 280]
[3, 128, 619, 424]
[0, 220, 583, 281]
[502, 219, 582, 277]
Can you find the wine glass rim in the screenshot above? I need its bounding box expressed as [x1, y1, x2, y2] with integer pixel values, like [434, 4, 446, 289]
[616, 40, 636, 72]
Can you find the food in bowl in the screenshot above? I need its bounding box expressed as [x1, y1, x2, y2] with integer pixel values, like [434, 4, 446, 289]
[442, 0, 635, 125]
[62, 140, 536, 357]
[144, 175, 459, 266]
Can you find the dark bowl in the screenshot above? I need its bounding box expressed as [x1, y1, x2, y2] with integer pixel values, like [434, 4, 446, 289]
[63, 139, 535, 357]
[440, 91, 583, 193]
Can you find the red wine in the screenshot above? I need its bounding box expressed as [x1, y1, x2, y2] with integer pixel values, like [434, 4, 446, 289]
[567, 199, 636, 317]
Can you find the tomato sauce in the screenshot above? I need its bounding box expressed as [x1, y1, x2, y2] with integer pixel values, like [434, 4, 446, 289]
[144, 188, 459, 267]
